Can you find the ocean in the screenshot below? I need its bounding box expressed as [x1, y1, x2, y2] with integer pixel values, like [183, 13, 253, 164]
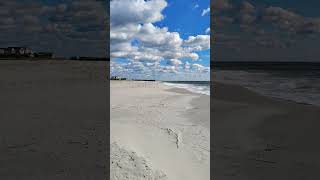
[214, 70, 320, 106]
[162, 81, 210, 95]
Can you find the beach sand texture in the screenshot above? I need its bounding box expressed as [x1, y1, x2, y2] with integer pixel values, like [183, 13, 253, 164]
[0, 60, 108, 179]
[212, 80, 320, 180]
[110, 81, 210, 180]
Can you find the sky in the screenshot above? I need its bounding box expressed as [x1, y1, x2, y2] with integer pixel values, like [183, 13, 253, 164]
[213, 0, 320, 62]
[110, 0, 210, 81]
[0, 0, 107, 57]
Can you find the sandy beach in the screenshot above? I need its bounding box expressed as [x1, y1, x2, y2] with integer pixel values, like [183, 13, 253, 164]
[212, 81, 320, 179]
[0, 60, 108, 179]
[110, 81, 210, 180]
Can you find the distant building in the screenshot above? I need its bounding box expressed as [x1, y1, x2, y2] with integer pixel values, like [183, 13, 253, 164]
[0, 48, 6, 55]
[0, 47, 33, 58]
[8, 47, 33, 57]
[111, 76, 126, 80]
[0, 46, 56, 60]
[111, 76, 120, 80]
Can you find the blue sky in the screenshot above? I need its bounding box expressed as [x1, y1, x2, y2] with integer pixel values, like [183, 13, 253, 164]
[110, 0, 210, 81]
[155, 0, 210, 38]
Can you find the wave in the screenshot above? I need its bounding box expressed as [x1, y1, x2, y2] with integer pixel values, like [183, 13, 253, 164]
[214, 70, 320, 106]
[162, 82, 210, 95]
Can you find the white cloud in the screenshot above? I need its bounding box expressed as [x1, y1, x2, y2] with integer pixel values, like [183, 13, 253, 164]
[201, 7, 210, 16]
[160, 65, 178, 73]
[110, 0, 167, 27]
[167, 59, 182, 66]
[110, 24, 142, 42]
[110, 5, 204, 61]
[110, 0, 210, 79]
[194, 4, 199, 9]
[183, 35, 210, 51]
[184, 61, 190, 71]
[136, 23, 183, 49]
[205, 27, 210, 34]
[146, 62, 155, 67]
[192, 63, 210, 72]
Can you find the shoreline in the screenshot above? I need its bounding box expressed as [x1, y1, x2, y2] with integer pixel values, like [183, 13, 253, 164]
[214, 80, 320, 107]
[110, 81, 210, 180]
[167, 87, 210, 129]
[213, 69, 320, 107]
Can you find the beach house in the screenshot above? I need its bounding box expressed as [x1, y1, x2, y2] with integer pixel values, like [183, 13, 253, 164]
[0, 48, 6, 55]
[0, 47, 33, 58]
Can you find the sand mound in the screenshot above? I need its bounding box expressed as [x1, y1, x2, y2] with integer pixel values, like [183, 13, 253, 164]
[110, 143, 168, 180]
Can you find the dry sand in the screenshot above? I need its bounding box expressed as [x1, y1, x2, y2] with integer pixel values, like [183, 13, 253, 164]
[110, 81, 210, 180]
[212, 81, 320, 180]
[0, 60, 108, 179]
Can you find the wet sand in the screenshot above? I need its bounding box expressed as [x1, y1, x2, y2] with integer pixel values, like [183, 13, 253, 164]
[212, 81, 320, 180]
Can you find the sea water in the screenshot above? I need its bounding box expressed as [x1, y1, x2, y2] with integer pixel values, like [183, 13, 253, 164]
[162, 81, 210, 95]
[214, 70, 320, 106]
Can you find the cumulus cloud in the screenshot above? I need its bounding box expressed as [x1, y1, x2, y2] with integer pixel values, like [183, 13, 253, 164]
[239, 1, 255, 14]
[192, 63, 210, 72]
[183, 35, 210, 51]
[213, 0, 320, 62]
[111, 22, 203, 62]
[184, 61, 191, 71]
[214, 0, 232, 11]
[110, 0, 210, 79]
[233, 1, 256, 25]
[110, 0, 167, 27]
[262, 6, 320, 34]
[167, 59, 182, 66]
[201, 7, 210, 16]
[215, 0, 320, 35]
[160, 65, 178, 73]
[136, 23, 183, 49]
[205, 27, 210, 34]
[0, 0, 108, 57]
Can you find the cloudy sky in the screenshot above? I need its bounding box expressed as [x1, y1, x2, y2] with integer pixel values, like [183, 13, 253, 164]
[0, 0, 107, 57]
[110, 0, 210, 81]
[213, 0, 320, 62]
